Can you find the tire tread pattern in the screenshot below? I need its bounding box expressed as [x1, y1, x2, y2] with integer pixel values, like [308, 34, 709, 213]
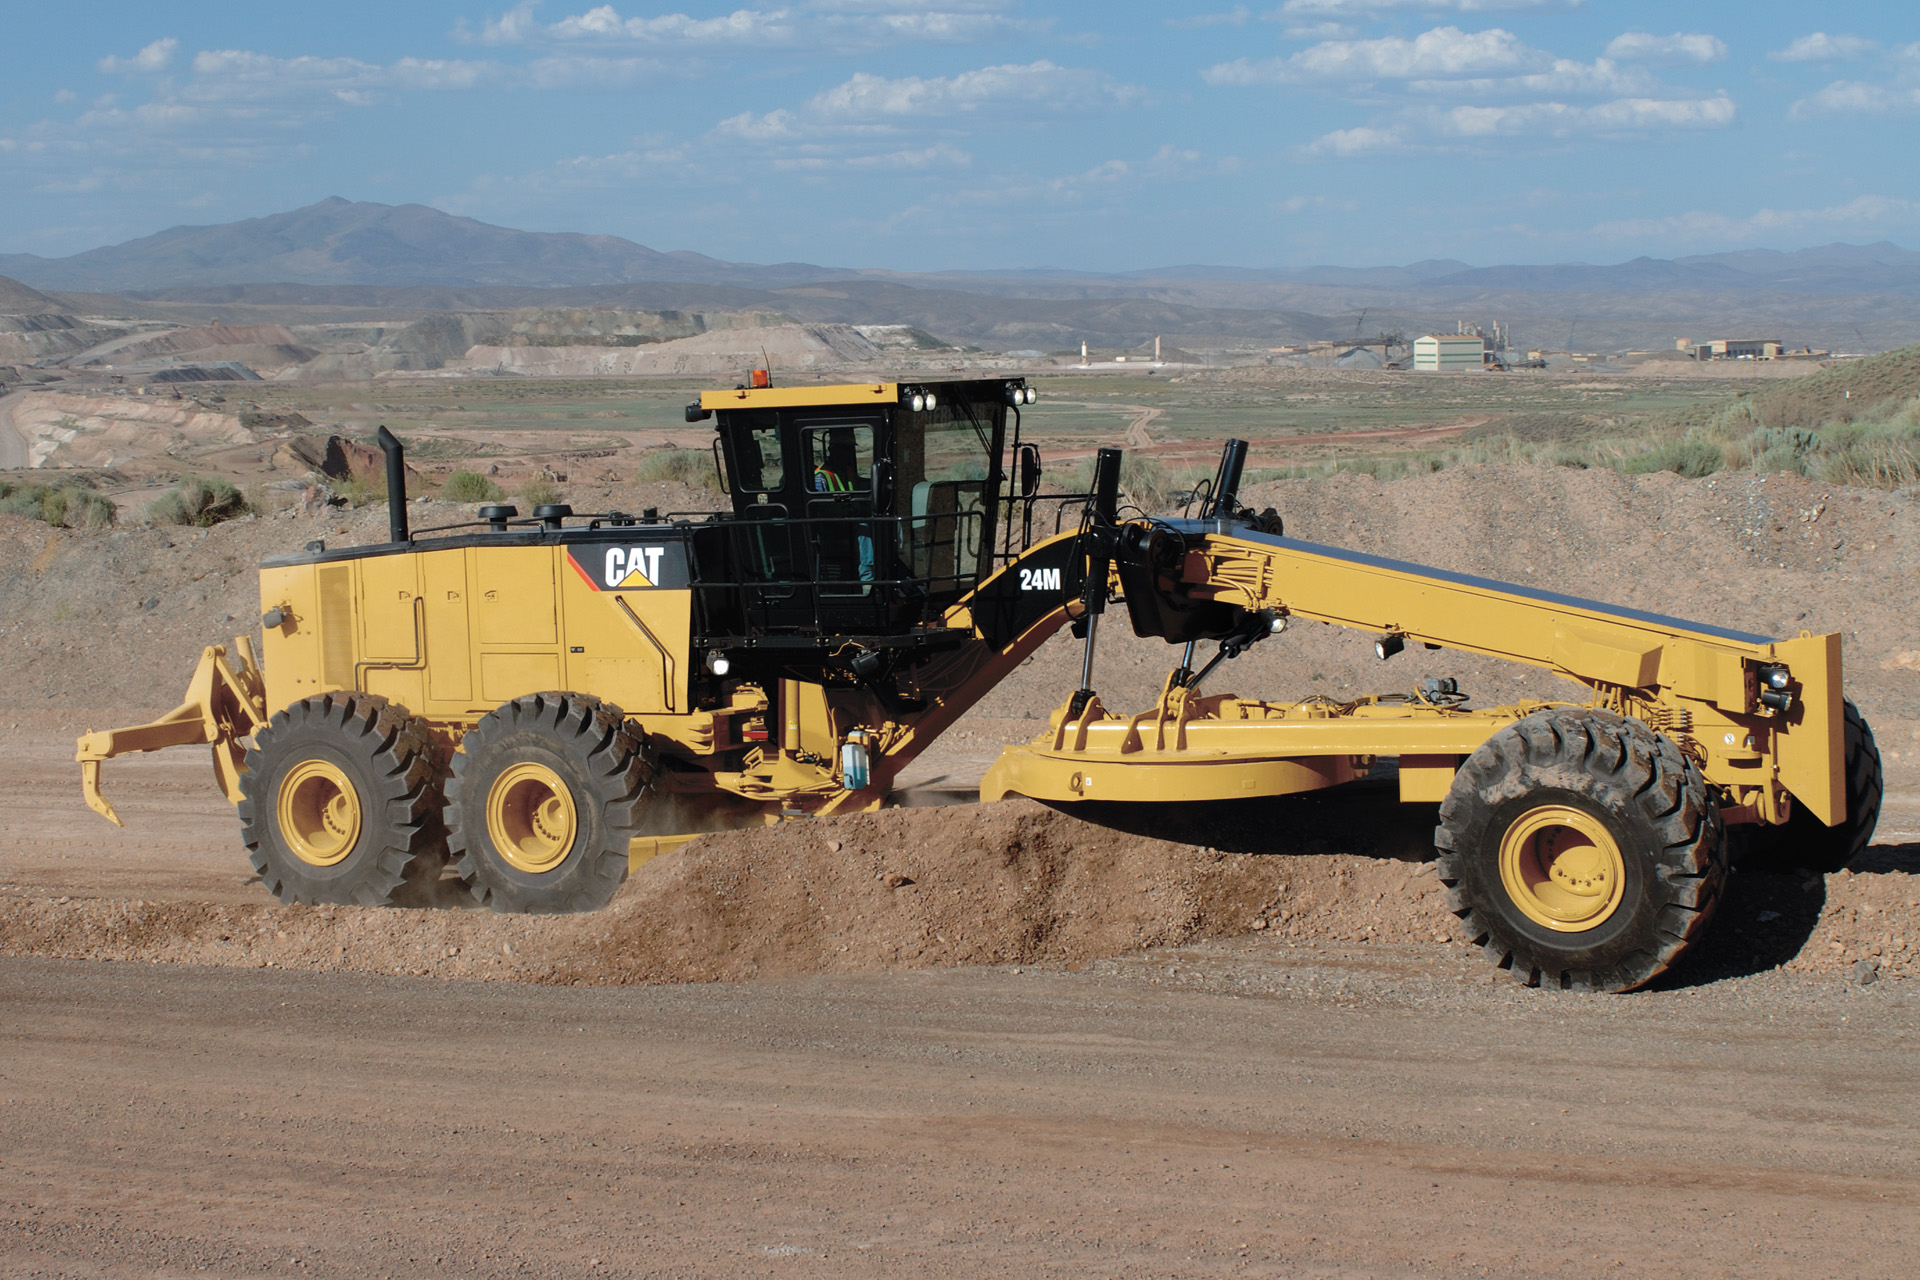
[237, 692, 448, 907]
[1435, 707, 1727, 992]
[445, 692, 653, 914]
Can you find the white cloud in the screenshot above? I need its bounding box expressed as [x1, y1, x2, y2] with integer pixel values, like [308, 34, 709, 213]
[865, 10, 1024, 42]
[1303, 91, 1734, 157]
[184, 50, 497, 105]
[545, 6, 795, 43]
[1206, 25, 1537, 84]
[1771, 33, 1877, 63]
[1603, 31, 1727, 64]
[774, 142, 974, 173]
[807, 61, 1138, 120]
[715, 108, 802, 140]
[1279, 0, 1579, 13]
[1589, 195, 1920, 244]
[1411, 57, 1653, 97]
[1440, 93, 1735, 136]
[524, 54, 666, 88]
[1281, 22, 1357, 40]
[1167, 7, 1250, 28]
[466, 2, 1023, 49]
[1307, 124, 1403, 154]
[1043, 144, 1239, 196]
[99, 38, 178, 74]
[1790, 80, 1920, 118]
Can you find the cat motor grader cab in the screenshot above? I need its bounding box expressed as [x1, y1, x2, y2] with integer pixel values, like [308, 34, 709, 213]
[75, 379, 1880, 990]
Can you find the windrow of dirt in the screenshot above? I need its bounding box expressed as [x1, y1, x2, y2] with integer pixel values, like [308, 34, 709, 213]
[1, 796, 1914, 987]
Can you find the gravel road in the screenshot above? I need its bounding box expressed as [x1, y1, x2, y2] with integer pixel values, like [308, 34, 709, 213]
[2, 951, 1916, 1279]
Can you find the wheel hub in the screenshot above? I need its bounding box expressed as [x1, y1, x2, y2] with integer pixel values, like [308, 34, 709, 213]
[277, 759, 362, 867]
[486, 762, 578, 874]
[1498, 804, 1626, 932]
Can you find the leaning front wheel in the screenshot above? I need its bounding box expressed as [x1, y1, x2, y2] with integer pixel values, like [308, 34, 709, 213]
[1436, 708, 1726, 992]
[446, 692, 653, 913]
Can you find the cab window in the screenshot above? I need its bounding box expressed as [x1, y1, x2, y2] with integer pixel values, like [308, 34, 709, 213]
[731, 415, 784, 493]
[803, 425, 874, 494]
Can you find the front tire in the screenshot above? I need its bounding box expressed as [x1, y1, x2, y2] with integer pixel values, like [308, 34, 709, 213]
[446, 693, 653, 913]
[1742, 698, 1882, 873]
[238, 693, 448, 906]
[1436, 708, 1726, 992]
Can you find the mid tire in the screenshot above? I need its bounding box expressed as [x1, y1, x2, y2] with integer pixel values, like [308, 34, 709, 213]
[1436, 707, 1726, 992]
[446, 693, 653, 914]
[238, 693, 449, 907]
[1741, 698, 1882, 873]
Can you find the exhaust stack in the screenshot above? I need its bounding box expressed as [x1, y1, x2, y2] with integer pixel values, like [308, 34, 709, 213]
[376, 425, 408, 544]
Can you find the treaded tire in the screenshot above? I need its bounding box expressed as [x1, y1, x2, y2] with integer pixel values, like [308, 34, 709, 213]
[1435, 707, 1726, 992]
[1740, 698, 1882, 874]
[238, 692, 449, 907]
[446, 692, 652, 914]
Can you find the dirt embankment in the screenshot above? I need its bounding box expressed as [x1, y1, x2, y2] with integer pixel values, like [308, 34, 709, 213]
[0, 387, 253, 469]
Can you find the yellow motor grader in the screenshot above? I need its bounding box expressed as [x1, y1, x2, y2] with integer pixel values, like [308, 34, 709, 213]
[76, 378, 1880, 990]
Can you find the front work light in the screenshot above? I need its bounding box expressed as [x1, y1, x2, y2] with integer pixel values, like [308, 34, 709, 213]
[1375, 633, 1405, 660]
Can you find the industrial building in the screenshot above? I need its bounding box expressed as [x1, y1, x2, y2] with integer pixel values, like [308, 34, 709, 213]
[1676, 337, 1785, 360]
[1413, 334, 1486, 371]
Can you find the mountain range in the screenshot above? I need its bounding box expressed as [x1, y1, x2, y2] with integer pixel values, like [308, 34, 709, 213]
[3, 199, 1919, 353]
[3, 198, 1918, 300]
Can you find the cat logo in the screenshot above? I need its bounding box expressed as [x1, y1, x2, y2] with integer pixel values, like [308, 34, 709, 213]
[604, 546, 666, 588]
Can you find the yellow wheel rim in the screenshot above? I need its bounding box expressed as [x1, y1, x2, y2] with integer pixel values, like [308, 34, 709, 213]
[1498, 804, 1627, 932]
[486, 762, 578, 874]
[276, 759, 362, 867]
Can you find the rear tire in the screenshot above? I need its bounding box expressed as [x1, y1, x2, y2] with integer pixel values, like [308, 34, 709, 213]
[446, 692, 653, 914]
[238, 693, 448, 907]
[1435, 707, 1726, 992]
[1740, 698, 1881, 873]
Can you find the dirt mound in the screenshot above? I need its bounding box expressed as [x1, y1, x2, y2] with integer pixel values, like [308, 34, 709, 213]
[0, 800, 1458, 982]
[2, 796, 1914, 988]
[1743, 342, 1920, 428]
[89, 323, 304, 364]
[453, 322, 945, 378]
[0, 388, 252, 470]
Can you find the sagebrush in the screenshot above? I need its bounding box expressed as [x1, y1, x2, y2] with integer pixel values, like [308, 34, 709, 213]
[0, 481, 116, 529]
[443, 470, 504, 502]
[149, 476, 250, 527]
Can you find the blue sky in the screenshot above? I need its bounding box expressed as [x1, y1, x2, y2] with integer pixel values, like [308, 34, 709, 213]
[1, 1, 1916, 271]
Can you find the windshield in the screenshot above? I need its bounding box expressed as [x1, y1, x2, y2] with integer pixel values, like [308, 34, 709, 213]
[896, 399, 994, 489]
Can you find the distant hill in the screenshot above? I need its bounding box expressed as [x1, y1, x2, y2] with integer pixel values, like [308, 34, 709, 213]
[1421, 243, 1920, 296]
[0, 198, 853, 293]
[3, 199, 1916, 303]
[4, 200, 1920, 352]
[0, 273, 61, 313]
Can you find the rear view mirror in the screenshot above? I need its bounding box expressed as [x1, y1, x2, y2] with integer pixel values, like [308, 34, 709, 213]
[1017, 443, 1041, 497]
